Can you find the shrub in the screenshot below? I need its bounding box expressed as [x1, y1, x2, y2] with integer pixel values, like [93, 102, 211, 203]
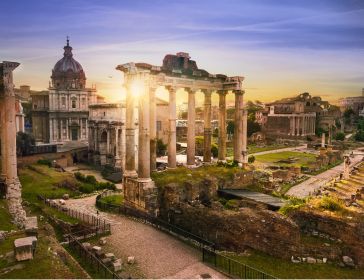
[279, 197, 306, 215]
[355, 130, 364, 142]
[335, 132, 345, 141]
[248, 155, 255, 164]
[225, 199, 240, 210]
[74, 172, 85, 181]
[78, 184, 95, 194]
[85, 175, 97, 185]
[37, 159, 52, 167]
[318, 196, 344, 212]
[211, 143, 218, 158]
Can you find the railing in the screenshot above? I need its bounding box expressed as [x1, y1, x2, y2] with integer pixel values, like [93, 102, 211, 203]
[96, 192, 276, 279]
[38, 194, 111, 235]
[67, 229, 119, 279]
[202, 247, 275, 279]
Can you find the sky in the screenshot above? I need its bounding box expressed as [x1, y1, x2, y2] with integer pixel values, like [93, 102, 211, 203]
[1, 0, 364, 105]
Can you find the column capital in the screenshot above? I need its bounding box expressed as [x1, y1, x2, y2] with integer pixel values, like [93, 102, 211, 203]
[217, 89, 228, 95]
[233, 89, 245, 95]
[166, 85, 177, 93]
[185, 87, 197, 94]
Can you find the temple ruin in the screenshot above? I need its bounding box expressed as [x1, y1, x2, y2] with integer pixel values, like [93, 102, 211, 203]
[117, 52, 248, 213]
[0, 61, 26, 226]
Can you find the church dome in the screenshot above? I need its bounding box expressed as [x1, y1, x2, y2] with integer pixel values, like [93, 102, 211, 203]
[51, 38, 86, 89]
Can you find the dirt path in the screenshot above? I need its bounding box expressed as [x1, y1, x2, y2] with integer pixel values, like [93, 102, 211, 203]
[64, 196, 225, 279]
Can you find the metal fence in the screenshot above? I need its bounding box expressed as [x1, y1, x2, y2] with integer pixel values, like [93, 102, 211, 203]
[203, 247, 276, 279]
[67, 231, 119, 279]
[38, 194, 111, 234]
[96, 192, 276, 279]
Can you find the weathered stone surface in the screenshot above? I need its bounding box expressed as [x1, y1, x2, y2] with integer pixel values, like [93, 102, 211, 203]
[62, 193, 69, 200]
[14, 236, 37, 261]
[92, 246, 101, 252]
[127, 256, 135, 264]
[99, 237, 107, 245]
[81, 242, 91, 250]
[24, 216, 38, 235]
[104, 253, 115, 260]
[112, 259, 122, 272]
[343, 256, 355, 267]
[306, 257, 316, 264]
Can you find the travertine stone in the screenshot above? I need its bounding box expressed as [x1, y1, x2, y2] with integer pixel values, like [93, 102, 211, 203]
[218, 90, 227, 161]
[203, 89, 212, 163]
[186, 88, 196, 166]
[14, 236, 37, 261]
[233, 90, 244, 163]
[167, 86, 177, 168]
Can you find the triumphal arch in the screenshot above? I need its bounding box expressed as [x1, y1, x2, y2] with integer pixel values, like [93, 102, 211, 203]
[117, 52, 248, 214]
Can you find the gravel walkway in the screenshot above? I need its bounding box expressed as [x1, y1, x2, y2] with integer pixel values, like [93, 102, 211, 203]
[64, 196, 226, 279]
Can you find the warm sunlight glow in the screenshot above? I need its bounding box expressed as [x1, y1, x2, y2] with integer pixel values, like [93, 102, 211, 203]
[130, 79, 144, 99]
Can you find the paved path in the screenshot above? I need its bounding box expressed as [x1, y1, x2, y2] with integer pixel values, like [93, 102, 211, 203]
[250, 144, 310, 156]
[64, 195, 225, 279]
[286, 150, 364, 198]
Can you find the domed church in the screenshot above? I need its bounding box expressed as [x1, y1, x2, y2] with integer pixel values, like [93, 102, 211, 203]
[31, 38, 101, 144]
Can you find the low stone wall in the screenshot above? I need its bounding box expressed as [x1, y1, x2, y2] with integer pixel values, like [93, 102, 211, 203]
[290, 210, 364, 266]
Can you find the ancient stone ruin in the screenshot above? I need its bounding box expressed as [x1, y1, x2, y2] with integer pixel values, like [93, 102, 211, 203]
[0, 61, 26, 227]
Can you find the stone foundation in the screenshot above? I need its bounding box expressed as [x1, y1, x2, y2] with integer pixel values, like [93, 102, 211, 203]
[123, 177, 158, 215]
[5, 177, 26, 227]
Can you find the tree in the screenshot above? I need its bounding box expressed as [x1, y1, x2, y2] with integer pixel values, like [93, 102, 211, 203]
[334, 132, 345, 141]
[355, 130, 364, 142]
[16, 132, 35, 156]
[211, 143, 218, 158]
[156, 139, 167, 156]
[227, 121, 234, 135]
[343, 108, 355, 125]
[248, 155, 255, 164]
[247, 120, 261, 137]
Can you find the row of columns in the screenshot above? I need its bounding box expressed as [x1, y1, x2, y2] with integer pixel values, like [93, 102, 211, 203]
[123, 83, 248, 182]
[289, 115, 315, 136]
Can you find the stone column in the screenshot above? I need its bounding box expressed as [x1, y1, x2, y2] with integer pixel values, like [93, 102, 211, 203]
[167, 86, 176, 168]
[218, 90, 227, 161]
[114, 127, 122, 170]
[203, 89, 212, 163]
[233, 90, 244, 163]
[106, 129, 110, 154]
[66, 119, 69, 140]
[242, 109, 248, 166]
[186, 88, 196, 167]
[149, 87, 157, 171]
[138, 78, 151, 180]
[0, 61, 26, 227]
[321, 133, 326, 148]
[121, 125, 126, 172]
[85, 119, 88, 139]
[124, 84, 137, 177]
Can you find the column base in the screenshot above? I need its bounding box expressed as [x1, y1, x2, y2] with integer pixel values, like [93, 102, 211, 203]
[5, 177, 27, 228]
[123, 170, 138, 178]
[123, 176, 158, 216]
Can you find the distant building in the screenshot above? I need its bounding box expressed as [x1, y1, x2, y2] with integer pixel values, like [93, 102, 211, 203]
[31, 39, 103, 144]
[261, 92, 341, 138]
[338, 89, 364, 114]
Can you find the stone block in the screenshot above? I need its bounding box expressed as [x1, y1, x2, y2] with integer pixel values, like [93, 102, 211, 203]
[92, 246, 102, 252]
[104, 253, 115, 261]
[59, 199, 66, 205]
[99, 237, 107, 245]
[112, 259, 122, 272]
[25, 216, 38, 236]
[62, 194, 69, 200]
[127, 256, 135, 264]
[342, 256, 355, 267]
[81, 242, 91, 250]
[306, 257, 316, 264]
[101, 257, 112, 266]
[14, 236, 37, 261]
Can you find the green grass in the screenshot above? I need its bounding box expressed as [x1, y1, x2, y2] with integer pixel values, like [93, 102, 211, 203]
[0, 233, 88, 279]
[99, 194, 124, 206]
[0, 200, 16, 231]
[19, 164, 79, 204]
[255, 151, 316, 167]
[226, 250, 364, 279]
[151, 165, 242, 188]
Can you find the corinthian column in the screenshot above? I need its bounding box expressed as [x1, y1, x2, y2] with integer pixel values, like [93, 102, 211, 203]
[242, 109, 248, 165]
[0, 61, 26, 227]
[233, 90, 244, 163]
[138, 77, 151, 180]
[218, 90, 227, 161]
[167, 86, 177, 168]
[203, 89, 212, 163]
[114, 127, 122, 170]
[186, 88, 196, 167]
[149, 87, 157, 171]
[124, 84, 137, 177]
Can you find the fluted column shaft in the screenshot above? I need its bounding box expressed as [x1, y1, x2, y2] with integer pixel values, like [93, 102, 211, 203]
[125, 85, 137, 177]
[218, 90, 227, 161]
[114, 127, 122, 169]
[168, 86, 177, 168]
[233, 90, 244, 163]
[203, 90, 212, 163]
[138, 81, 151, 180]
[149, 87, 157, 171]
[187, 88, 196, 166]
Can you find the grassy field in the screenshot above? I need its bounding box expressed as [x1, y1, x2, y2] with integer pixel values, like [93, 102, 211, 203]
[99, 194, 124, 206]
[152, 165, 242, 188]
[226, 250, 364, 279]
[0, 200, 16, 231]
[254, 151, 316, 167]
